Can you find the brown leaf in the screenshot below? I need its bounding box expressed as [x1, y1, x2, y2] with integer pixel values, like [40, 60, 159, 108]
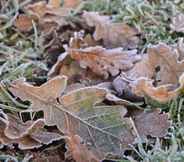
[48, 52, 104, 85]
[170, 13, 184, 33]
[48, 53, 86, 82]
[26, 1, 48, 18]
[10, 77, 67, 110]
[83, 11, 140, 48]
[133, 109, 171, 138]
[69, 46, 141, 79]
[127, 43, 184, 85]
[10, 76, 135, 160]
[65, 135, 100, 162]
[131, 72, 184, 103]
[131, 78, 177, 103]
[14, 14, 34, 32]
[0, 113, 62, 149]
[113, 43, 184, 102]
[48, 0, 61, 8]
[31, 143, 65, 162]
[63, 0, 81, 8]
[25, 1, 70, 32]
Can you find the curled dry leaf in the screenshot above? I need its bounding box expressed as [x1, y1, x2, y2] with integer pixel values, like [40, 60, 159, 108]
[114, 43, 184, 102]
[48, 52, 86, 81]
[14, 14, 34, 32]
[62, 0, 81, 8]
[48, 52, 102, 85]
[69, 46, 141, 79]
[22, 0, 73, 32]
[170, 13, 184, 33]
[83, 11, 140, 48]
[128, 43, 184, 85]
[48, 0, 61, 8]
[65, 135, 99, 162]
[132, 72, 184, 103]
[133, 109, 171, 138]
[48, 31, 103, 85]
[0, 113, 62, 149]
[131, 78, 177, 103]
[9, 76, 136, 160]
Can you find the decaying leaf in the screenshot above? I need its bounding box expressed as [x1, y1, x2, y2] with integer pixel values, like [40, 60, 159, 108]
[131, 72, 184, 103]
[0, 112, 62, 149]
[48, 31, 103, 84]
[69, 46, 141, 78]
[170, 13, 184, 33]
[48, 50, 104, 85]
[48, 52, 93, 84]
[22, 0, 72, 32]
[128, 43, 184, 85]
[65, 135, 100, 162]
[10, 76, 136, 159]
[83, 11, 140, 48]
[133, 109, 171, 138]
[131, 78, 177, 103]
[63, 0, 81, 8]
[48, 0, 61, 8]
[113, 43, 184, 102]
[14, 14, 34, 32]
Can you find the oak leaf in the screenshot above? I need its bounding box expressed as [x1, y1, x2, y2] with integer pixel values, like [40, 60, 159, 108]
[22, 0, 73, 32]
[0, 112, 62, 149]
[131, 72, 184, 103]
[48, 0, 61, 8]
[10, 76, 135, 159]
[63, 0, 81, 8]
[133, 109, 171, 138]
[69, 46, 141, 79]
[65, 135, 100, 162]
[83, 11, 140, 48]
[113, 43, 184, 102]
[131, 78, 177, 103]
[127, 43, 184, 85]
[14, 14, 34, 32]
[48, 32, 103, 85]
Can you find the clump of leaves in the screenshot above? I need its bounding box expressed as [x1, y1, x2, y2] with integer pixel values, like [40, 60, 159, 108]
[83, 0, 180, 48]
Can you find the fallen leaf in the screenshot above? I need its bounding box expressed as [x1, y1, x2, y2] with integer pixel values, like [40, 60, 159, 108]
[133, 109, 171, 138]
[48, 31, 103, 84]
[48, 0, 61, 8]
[65, 135, 100, 162]
[170, 13, 184, 33]
[83, 11, 140, 48]
[31, 143, 66, 162]
[48, 52, 104, 85]
[113, 43, 184, 102]
[63, 0, 81, 8]
[10, 76, 135, 159]
[26, 1, 48, 18]
[131, 72, 184, 103]
[69, 46, 141, 78]
[0, 112, 62, 149]
[128, 43, 184, 85]
[24, 0, 71, 32]
[131, 78, 177, 103]
[14, 14, 34, 32]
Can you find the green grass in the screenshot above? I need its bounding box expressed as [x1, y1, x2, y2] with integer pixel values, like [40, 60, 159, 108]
[1, 0, 184, 161]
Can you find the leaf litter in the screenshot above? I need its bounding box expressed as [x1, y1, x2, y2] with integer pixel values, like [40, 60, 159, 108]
[1, 0, 184, 162]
